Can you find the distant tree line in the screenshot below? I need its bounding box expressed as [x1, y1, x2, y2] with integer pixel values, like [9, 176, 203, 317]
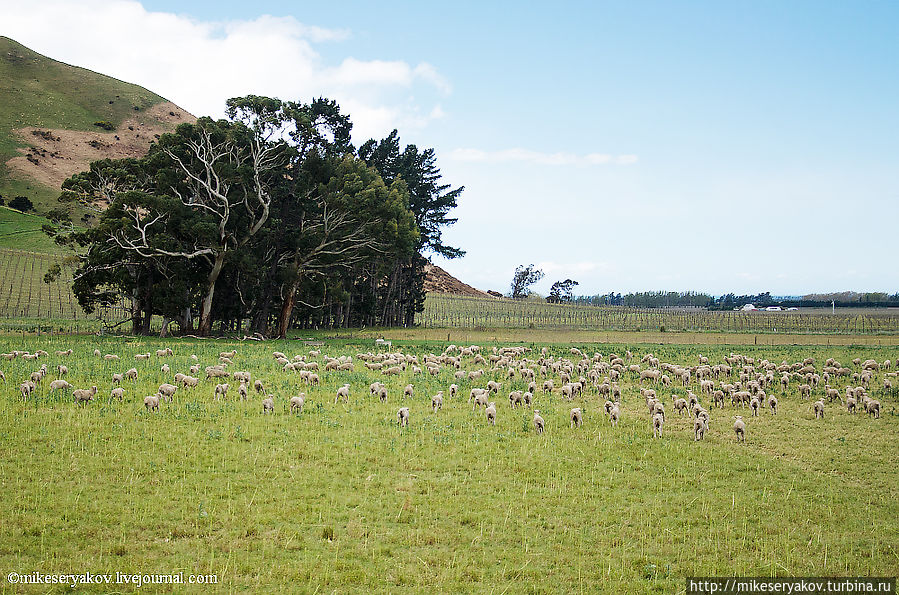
[45, 95, 463, 337]
[572, 291, 714, 308]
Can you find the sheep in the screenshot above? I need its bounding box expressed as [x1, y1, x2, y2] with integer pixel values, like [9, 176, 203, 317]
[93, 349, 101, 357]
[124, 368, 138, 381]
[509, 390, 523, 408]
[161, 364, 170, 374]
[55, 349, 73, 357]
[403, 384, 415, 399]
[694, 416, 708, 441]
[110, 387, 125, 400]
[74, 386, 98, 405]
[449, 384, 458, 398]
[472, 392, 489, 410]
[733, 416, 746, 442]
[813, 400, 825, 419]
[103, 354, 120, 362]
[397, 407, 410, 428]
[379, 386, 388, 403]
[432, 392, 443, 412]
[846, 396, 857, 414]
[486, 402, 497, 425]
[533, 410, 545, 434]
[609, 405, 620, 427]
[542, 379, 554, 394]
[674, 398, 688, 416]
[369, 381, 384, 396]
[158, 383, 177, 401]
[309, 373, 320, 386]
[768, 395, 778, 415]
[487, 380, 502, 394]
[570, 407, 583, 428]
[233, 371, 251, 384]
[19, 380, 35, 400]
[798, 384, 811, 400]
[220, 350, 237, 359]
[238, 383, 249, 401]
[112, 373, 124, 385]
[156, 348, 173, 357]
[214, 383, 229, 400]
[134, 353, 151, 361]
[144, 394, 160, 411]
[290, 394, 305, 413]
[57, 364, 68, 377]
[749, 397, 760, 416]
[865, 398, 881, 419]
[49, 379, 71, 393]
[335, 384, 350, 404]
[191, 364, 202, 375]
[652, 401, 665, 420]
[652, 412, 664, 438]
[254, 379, 265, 393]
[30, 370, 44, 384]
[262, 395, 275, 414]
[181, 375, 199, 388]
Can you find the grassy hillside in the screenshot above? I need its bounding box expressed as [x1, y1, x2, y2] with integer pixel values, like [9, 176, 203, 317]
[0, 206, 66, 253]
[0, 36, 168, 210]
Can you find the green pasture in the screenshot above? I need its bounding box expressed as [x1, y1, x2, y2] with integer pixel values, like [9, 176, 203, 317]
[0, 336, 896, 593]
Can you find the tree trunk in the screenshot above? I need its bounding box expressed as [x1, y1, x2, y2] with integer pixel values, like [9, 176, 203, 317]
[277, 281, 298, 339]
[198, 251, 226, 336]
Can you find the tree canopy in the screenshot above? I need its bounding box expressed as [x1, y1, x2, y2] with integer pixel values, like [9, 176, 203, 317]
[46, 95, 459, 337]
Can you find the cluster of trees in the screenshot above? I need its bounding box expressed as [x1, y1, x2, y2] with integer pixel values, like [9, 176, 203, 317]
[803, 291, 899, 303]
[0, 195, 35, 212]
[45, 95, 463, 337]
[573, 291, 713, 308]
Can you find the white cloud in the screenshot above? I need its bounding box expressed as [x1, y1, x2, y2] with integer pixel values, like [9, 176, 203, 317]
[0, 0, 447, 142]
[449, 148, 638, 166]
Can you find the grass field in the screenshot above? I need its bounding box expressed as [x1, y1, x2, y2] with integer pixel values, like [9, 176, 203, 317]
[0, 335, 896, 593]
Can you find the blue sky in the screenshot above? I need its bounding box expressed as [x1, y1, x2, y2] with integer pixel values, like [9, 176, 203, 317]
[3, 0, 897, 296]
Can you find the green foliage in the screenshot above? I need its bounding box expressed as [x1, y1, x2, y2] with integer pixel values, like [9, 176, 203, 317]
[510, 264, 544, 299]
[92, 120, 115, 131]
[8, 196, 34, 212]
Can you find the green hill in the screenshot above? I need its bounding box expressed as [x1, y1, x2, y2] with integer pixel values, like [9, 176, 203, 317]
[0, 36, 190, 217]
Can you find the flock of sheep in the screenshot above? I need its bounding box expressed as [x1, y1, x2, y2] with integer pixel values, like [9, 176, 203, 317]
[2, 341, 894, 442]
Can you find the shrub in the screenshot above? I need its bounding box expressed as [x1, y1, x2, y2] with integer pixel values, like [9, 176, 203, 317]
[93, 120, 115, 131]
[9, 196, 34, 212]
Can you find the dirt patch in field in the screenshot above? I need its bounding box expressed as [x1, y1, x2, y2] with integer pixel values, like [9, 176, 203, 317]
[7, 102, 195, 191]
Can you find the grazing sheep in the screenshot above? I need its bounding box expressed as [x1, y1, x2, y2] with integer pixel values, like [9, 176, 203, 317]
[93, 349, 101, 357]
[181, 376, 199, 388]
[449, 384, 458, 398]
[57, 364, 68, 377]
[112, 373, 124, 385]
[124, 368, 138, 381]
[570, 407, 583, 428]
[542, 379, 554, 394]
[110, 387, 125, 400]
[254, 379, 265, 393]
[768, 395, 778, 415]
[674, 398, 688, 416]
[432, 392, 443, 412]
[55, 349, 73, 357]
[74, 386, 98, 405]
[262, 395, 275, 414]
[865, 398, 881, 419]
[135, 353, 151, 361]
[156, 348, 173, 357]
[30, 370, 44, 384]
[158, 383, 177, 400]
[487, 380, 502, 394]
[652, 412, 664, 438]
[609, 405, 620, 427]
[20, 380, 35, 400]
[486, 402, 497, 425]
[509, 390, 523, 408]
[749, 397, 760, 417]
[214, 383, 229, 400]
[403, 384, 414, 399]
[533, 410, 545, 434]
[335, 384, 350, 404]
[397, 407, 410, 428]
[290, 394, 305, 413]
[238, 383, 249, 401]
[161, 363, 170, 374]
[733, 416, 746, 442]
[104, 354, 120, 362]
[309, 373, 320, 386]
[813, 400, 825, 419]
[379, 386, 388, 402]
[144, 394, 160, 411]
[473, 392, 489, 410]
[49, 379, 71, 393]
[694, 416, 708, 441]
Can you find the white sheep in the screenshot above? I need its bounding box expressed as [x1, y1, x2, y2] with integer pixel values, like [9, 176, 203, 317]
[403, 384, 414, 399]
[335, 384, 350, 404]
[49, 379, 71, 393]
[694, 416, 708, 441]
[110, 387, 125, 400]
[57, 364, 68, 377]
[262, 395, 275, 414]
[652, 412, 664, 438]
[733, 416, 746, 442]
[20, 380, 35, 400]
[486, 402, 497, 425]
[135, 353, 151, 361]
[290, 394, 305, 413]
[449, 384, 458, 398]
[609, 405, 620, 427]
[570, 407, 583, 429]
[156, 348, 173, 357]
[112, 373, 123, 385]
[158, 383, 177, 401]
[749, 397, 760, 417]
[533, 410, 545, 434]
[846, 396, 857, 414]
[397, 407, 410, 428]
[144, 394, 160, 411]
[813, 400, 825, 419]
[431, 392, 444, 412]
[238, 383, 249, 401]
[124, 368, 138, 381]
[509, 390, 523, 408]
[214, 383, 229, 400]
[161, 364, 170, 374]
[74, 386, 98, 405]
[254, 379, 265, 393]
[103, 354, 120, 362]
[768, 395, 778, 415]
